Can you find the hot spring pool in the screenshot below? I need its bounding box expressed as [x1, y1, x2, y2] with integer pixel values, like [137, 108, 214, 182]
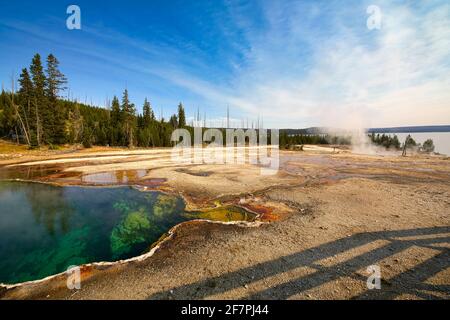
[0, 181, 254, 284]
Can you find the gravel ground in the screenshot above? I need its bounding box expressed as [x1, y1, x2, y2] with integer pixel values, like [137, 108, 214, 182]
[1, 147, 449, 300]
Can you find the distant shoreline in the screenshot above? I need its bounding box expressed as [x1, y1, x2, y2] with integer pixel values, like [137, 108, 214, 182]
[367, 125, 450, 134]
[281, 125, 450, 135]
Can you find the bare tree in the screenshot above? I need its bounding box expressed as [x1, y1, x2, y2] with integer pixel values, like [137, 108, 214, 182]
[10, 76, 31, 146]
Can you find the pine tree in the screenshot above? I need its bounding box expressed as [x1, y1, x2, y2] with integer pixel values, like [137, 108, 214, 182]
[142, 98, 154, 127]
[110, 96, 121, 127]
[422, 139, 435, 153]
[18, 69, 33, 122]
[169, 114, 178, 128]
[46, 54, 67, 144]
[1, 53, 199, 149]
[110, 96, 121, 145]
[121, 89, 136, 147]
[29, 54, 47, 145]
[177, 102, 186, 127]
[0, 91, 5, 135]
[46, 54, 67, 98]
[0, 90, 15, 138]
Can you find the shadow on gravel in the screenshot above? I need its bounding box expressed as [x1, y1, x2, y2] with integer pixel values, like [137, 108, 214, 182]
[148, 226, 450, 300]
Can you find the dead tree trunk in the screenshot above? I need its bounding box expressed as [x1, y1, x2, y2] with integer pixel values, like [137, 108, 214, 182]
[11, 77, 31, 146]
[402, 134, 411, 157]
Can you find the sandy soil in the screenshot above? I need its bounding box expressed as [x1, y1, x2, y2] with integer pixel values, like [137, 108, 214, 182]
[0, 143, 449, 300]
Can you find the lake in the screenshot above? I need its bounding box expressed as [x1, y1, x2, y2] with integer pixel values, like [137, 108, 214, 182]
[374, 132, 450, 155]
[0, 181, 254, 285]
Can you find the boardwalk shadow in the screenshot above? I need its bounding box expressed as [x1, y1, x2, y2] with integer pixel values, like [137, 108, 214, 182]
[148, 226, 450, 300]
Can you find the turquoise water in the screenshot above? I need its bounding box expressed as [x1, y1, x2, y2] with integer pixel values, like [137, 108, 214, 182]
[0, 181, 253, 285]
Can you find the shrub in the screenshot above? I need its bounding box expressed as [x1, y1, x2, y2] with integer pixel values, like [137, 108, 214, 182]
[421, 139, 435, 153]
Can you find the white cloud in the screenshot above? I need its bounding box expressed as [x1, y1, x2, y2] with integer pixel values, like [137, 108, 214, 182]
[189, 1, 450, 128]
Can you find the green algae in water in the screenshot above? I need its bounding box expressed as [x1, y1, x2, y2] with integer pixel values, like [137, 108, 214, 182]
[0, 181, 255, 284]
[185, 206, 254, 222]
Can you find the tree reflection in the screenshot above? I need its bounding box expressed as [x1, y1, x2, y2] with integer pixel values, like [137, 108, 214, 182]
[24, 183, 74, 235]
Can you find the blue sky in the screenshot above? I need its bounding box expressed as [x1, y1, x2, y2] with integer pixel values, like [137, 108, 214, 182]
[0, 0, 449, 128]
